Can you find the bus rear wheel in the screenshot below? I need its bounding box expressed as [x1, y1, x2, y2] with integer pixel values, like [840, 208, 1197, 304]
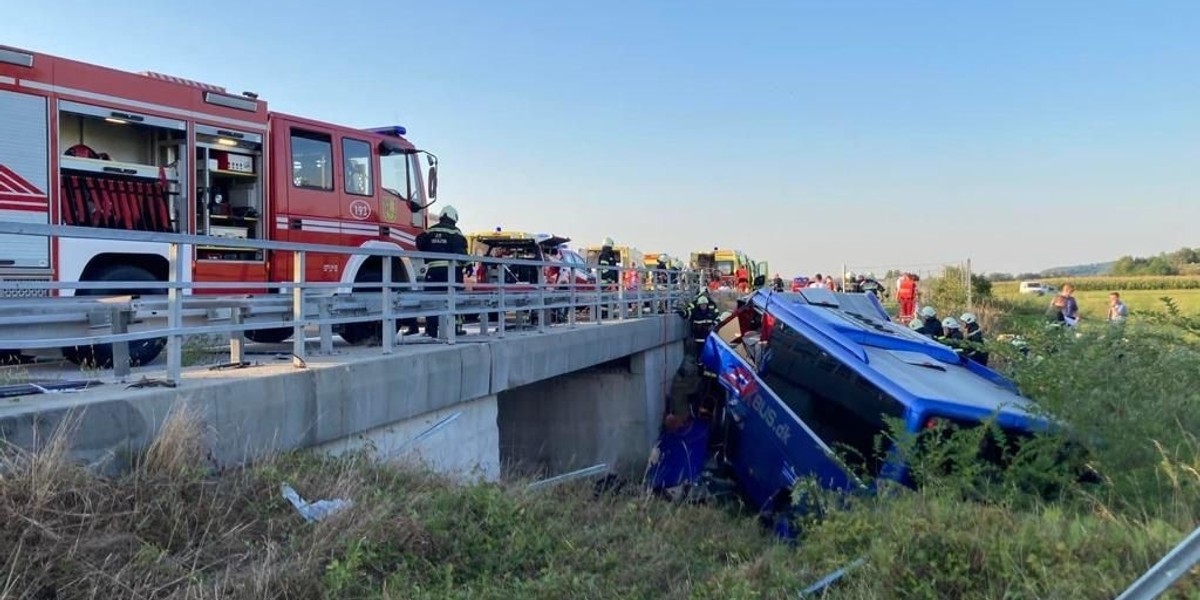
[62, 265, 166, 369]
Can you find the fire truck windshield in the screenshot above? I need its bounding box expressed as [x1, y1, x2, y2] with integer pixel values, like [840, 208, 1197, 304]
[717, 261, 735, 276]
[380, 153, 424, 205]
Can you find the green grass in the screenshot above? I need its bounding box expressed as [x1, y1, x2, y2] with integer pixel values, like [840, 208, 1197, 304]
[993, 286, 1200, 320]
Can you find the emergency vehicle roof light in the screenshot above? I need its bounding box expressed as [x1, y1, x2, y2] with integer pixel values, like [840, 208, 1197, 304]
[366, 126, 408, 137]
[0, 47, 34, 68]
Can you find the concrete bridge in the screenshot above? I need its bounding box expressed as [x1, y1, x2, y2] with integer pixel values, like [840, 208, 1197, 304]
[0, 315, 687, 481]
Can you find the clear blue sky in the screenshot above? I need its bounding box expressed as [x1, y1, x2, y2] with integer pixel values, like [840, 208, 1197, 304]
[8, 0, 1198, 276]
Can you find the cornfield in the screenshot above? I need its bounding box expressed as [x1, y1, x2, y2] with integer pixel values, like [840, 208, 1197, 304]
[995, 276, 1200, 292]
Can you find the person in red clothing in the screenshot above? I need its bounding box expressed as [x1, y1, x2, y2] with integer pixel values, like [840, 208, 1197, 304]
[897, 272, 917, 322]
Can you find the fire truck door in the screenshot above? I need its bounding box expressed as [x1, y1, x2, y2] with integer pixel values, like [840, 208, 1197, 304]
[338, 136, 380, 246]
[280, 124, 346, 284]
[0, 90, 50, 271]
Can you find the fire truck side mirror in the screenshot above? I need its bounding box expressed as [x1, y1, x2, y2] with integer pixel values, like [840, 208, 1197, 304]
[427, 164, 438, 199]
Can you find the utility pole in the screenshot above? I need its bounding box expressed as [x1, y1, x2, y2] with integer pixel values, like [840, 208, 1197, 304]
[966, 258, 973, 309]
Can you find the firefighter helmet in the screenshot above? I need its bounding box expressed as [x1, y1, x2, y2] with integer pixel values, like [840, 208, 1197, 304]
[920, 306, 937, 318]
[960, 312, 978, 325]
[697, 295, 709, 306]
[909, 317, 923, 331]
[602, 236, 615, 247]
[942, 317, 961, 330]
[439, 205, 459, 223]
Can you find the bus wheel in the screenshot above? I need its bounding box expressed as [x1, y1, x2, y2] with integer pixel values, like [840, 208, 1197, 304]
[62, 265, 167, 369]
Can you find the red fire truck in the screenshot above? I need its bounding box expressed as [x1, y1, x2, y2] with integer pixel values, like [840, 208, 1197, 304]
[0, 45, 439, 365]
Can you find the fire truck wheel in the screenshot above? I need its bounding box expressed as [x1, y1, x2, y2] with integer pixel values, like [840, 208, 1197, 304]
[245, 328, 292, 344]
[335, 265, 404, 346]
[62, 265, 167, 369]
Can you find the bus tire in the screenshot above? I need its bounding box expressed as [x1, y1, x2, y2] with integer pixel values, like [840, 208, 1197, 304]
[62, 265, 166, 369]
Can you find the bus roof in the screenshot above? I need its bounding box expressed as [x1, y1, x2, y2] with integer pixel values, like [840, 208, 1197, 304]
[749, 289, 1045, 428]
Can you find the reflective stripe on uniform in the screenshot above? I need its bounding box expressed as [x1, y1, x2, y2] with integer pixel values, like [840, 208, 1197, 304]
[427, 260, 451, 268]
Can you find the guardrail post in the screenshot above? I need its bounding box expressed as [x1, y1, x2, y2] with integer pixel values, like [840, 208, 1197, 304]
[292, 251, 306, 368]
[635, 270, 644, 318]
[317, 298, 334, 355]
[497, 266, 506, 339]
[445, 258, 457, 344]
[536, 262, 547, 334]
[382, 257, 395, 354]
[618, 268, 627, 320]
[166, 241, 184, 382]
[568, 271, 577, 329]
[110, 307, 131, 379]
[229, 307, 245, 365]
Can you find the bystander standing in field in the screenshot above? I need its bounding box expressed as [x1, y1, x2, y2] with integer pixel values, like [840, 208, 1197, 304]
[1048, 283, 1080, 327]
[1108, 292, 1128, 323]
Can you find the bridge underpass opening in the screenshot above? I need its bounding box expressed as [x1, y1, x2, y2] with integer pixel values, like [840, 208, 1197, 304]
[497, 343, 684, 481]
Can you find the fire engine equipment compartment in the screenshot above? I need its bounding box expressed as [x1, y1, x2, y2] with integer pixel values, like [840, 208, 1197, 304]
[57, 101, 186, 234]
[194, 125, 264, 261]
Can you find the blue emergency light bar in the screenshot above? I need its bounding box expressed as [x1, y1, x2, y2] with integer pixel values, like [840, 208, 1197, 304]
[365, 125, 407, 137]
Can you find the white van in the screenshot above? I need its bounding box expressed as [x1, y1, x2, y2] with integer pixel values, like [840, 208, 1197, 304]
[1019, 281, 1048, 295]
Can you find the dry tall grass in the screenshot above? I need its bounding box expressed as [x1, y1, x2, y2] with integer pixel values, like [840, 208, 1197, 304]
[0, 404, 405, 599]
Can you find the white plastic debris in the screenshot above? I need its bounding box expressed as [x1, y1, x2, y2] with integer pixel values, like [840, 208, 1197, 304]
[280, 483, 352, 523]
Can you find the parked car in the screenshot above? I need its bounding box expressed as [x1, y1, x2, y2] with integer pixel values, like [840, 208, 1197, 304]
[1019, 281, 1057, 296]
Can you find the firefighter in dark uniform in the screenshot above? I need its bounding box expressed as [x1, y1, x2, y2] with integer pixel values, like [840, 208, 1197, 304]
[597, 237, 619, 285]
[960, 312, 989, 366]
[416, 206, 467, 338]
[681, 292, 718, 360]
[916, 306, 942, 338]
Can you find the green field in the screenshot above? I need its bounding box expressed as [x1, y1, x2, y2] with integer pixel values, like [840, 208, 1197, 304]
[992, 283, 1200, 319]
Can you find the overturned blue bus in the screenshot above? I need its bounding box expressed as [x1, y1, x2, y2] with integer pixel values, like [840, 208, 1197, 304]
[649, 288, 1083, 521]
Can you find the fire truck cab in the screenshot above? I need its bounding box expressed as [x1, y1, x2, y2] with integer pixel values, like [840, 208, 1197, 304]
[0, 45, 438, 364]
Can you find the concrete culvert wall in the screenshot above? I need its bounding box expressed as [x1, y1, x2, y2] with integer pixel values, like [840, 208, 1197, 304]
[497, 342, 683, 481]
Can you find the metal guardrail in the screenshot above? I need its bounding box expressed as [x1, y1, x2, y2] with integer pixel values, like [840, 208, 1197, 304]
[1116, 524, 1200, 600]
[0, 221, 699, 383]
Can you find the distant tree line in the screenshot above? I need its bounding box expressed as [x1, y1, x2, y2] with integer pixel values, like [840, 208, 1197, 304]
[1111, 247, 1200, 276]
[984, 246, 1200, 281]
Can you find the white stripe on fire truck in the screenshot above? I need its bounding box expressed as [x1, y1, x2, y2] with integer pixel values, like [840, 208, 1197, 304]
[0, 76, 15, 85]
[0, 172, 41, 195]
[18, 80, 267, 132]
[0, 200, 48, 209]
[272, 216, 417, 242]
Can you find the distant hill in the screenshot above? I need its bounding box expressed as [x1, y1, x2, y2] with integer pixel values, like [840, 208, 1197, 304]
[1039, 262, 1114, 277]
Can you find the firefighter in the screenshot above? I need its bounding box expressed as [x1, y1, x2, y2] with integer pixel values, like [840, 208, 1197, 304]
[416, 205, 467, 338]
[598, 237, 619, 285]
[772, 273, 784, 292]
[860, 273, 883, 297]
[687, 294, 718, 359]
[940, 317, 964, 342]
[961, 312, 989, 366]
[916, 306, 942, 337]
[845, 272, 862, 293]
